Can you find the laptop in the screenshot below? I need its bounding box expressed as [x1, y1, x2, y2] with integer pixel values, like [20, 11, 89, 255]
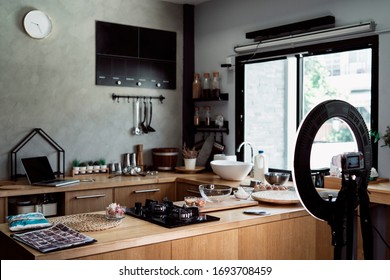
[22, 156, 80, 187]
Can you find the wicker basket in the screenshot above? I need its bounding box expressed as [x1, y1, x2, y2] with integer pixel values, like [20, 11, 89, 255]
[152, 148, 179, 171]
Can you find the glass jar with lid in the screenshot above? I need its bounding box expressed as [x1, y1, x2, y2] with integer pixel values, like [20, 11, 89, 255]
[204, 106, 211, 126]
[211, 72, 220, 99]
[192, 73, 201, 99]
[202, 73, 211, 99]
[194, 106, 200, 126]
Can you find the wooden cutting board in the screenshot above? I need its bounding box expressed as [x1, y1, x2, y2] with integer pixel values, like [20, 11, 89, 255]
[174, 196, 258, 213]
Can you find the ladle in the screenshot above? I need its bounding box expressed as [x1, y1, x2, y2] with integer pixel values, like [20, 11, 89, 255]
[140, 98, 149, 134]
[147, 98, 156, 132]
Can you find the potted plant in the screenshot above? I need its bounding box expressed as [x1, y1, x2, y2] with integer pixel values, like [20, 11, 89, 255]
[371, 126, 390, 148]
[79, 162, 87, 174]
[93, 161, 100, 173]
[72, 159, 80, 175]
[87, 161, 94, 173]
[99, 158, 107, 172]
[182, 143, 198, 169]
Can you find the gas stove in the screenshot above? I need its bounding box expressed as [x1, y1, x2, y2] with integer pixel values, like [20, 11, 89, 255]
[125, 199, 220, 228]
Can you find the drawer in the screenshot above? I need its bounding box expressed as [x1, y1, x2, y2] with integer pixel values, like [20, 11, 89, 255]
[64, 188, 113, 215]
[114, 183, 175, 206]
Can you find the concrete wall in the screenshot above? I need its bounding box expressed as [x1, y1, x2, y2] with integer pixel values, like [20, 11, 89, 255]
[194, 0, 390, 177]
[0, 0, 183, 179]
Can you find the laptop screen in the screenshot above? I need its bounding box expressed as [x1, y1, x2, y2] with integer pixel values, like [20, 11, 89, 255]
[22, 156, 57, 184]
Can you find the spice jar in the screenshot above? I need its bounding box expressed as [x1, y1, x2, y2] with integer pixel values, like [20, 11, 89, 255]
[192, 73, 201, 99]
[194, 106, 200, 126]
[204, 106, 211, 126]
[211, 72, 220, 99]
[202, 73, 211, 99]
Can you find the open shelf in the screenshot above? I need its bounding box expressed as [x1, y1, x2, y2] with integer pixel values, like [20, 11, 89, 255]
[194, 121, 229, 134]
[192, 93, 228, 102]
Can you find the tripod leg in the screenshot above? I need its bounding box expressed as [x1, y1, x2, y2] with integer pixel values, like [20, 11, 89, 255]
[345, 178, 356, 259]
[331, 187, 347, 260]
[359, 188, 373, 259]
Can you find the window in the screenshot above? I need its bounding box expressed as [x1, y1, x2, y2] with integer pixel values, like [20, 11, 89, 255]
[236, 36, 378, 171]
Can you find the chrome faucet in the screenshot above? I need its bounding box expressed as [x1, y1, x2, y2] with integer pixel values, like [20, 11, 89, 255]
[237, 141, 254, 177]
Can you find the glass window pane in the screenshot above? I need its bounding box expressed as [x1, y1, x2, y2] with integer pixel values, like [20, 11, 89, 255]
[303, 49, 372, 169]
[244, 58, 296, 169]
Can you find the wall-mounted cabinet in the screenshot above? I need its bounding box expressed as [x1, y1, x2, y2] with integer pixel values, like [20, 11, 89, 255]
[96, 21, 176, 89]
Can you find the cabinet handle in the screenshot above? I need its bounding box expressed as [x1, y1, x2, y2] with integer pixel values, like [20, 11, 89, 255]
[75, 194, 106, 199]
[134, 188, 161, 194]
[186, 189, 200, 195]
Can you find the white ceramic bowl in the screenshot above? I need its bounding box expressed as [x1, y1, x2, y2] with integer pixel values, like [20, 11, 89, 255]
[233, 190, 250, 200]
[210, 160, 253, 181]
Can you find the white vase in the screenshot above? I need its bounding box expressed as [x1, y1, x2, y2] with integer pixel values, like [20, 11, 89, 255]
[93, 165, 100, 173]
[79, 166, 87, 174]
[184, 158, 196, 169]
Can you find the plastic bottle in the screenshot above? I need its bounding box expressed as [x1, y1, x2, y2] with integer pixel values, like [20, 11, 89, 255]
[253, 150, 269, 183]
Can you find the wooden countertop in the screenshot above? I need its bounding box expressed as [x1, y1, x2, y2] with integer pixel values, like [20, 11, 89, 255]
[324, 176, 390, 205]
[0, 202, 307, 260]
[0, 172, 249, 198]
[1, 172, 389, 205]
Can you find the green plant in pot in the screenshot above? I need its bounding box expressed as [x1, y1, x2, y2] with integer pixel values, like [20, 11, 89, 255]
[86, 161, 94, 173]
[99, 158, 107, 172]
[79, 162, 87, 174]
[93, 161, 101, 173]
[72, 159, 80, 175]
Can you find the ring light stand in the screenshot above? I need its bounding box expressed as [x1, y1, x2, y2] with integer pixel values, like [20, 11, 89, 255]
[293, 100, 373, 259]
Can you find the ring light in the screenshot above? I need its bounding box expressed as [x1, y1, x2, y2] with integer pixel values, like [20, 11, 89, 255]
[293, 99, 372, 221]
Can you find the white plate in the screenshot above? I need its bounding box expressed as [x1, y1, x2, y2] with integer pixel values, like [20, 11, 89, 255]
[251, 190, 300, 204]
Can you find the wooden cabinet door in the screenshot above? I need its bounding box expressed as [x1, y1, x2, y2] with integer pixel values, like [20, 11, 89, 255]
[238, 215, 318, 259]
[114, 183, 175, 207]
[64, 188, 113, 215]
[175, 182, 200, 201]
[76, 242, 172, 260]
[172, 229, 238, 259]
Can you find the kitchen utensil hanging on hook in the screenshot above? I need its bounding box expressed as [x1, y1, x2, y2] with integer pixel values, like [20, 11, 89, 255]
[132, 98, 141, 135]
[140, 98, 149, 134]
[147, 97, 156, 132]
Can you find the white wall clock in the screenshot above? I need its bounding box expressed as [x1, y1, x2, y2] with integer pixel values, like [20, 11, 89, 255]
[23, 10, 52, 39]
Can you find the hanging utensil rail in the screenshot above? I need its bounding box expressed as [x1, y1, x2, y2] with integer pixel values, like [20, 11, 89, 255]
[112, 93, 165, 104]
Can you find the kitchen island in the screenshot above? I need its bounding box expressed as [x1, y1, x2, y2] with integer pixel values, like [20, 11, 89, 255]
[0, 202, 333, 260]
[0, 172, 389, 260]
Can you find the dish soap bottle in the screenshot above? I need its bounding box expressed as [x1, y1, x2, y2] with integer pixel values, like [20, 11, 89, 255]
[254, 150, 268, 183]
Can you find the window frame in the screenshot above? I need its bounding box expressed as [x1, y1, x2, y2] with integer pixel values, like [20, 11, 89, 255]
[235, 35, 379, 169]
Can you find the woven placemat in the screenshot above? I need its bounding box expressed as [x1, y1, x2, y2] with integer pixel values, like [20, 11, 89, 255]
[49, 213, 122, 232]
